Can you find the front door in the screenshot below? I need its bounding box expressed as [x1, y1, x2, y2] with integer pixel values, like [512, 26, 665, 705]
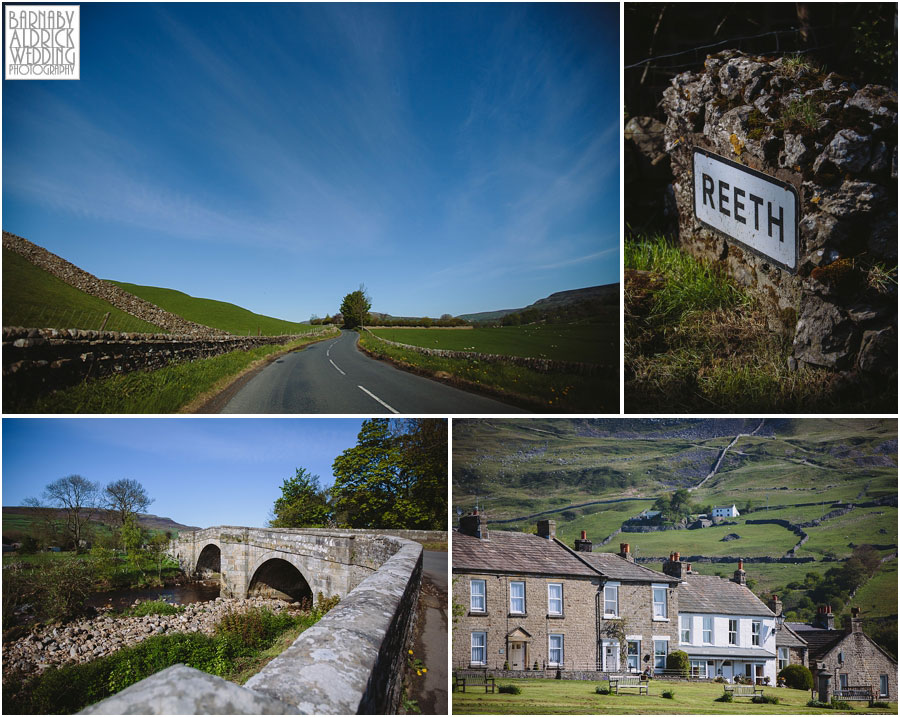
[509, 641, 525, 670]
[603, 641, 620, 672]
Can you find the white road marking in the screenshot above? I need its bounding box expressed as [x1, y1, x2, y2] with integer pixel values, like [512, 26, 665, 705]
[329, 359, 346, 375]
[326, 347, 330, 356]
[357, 385, 398, 413]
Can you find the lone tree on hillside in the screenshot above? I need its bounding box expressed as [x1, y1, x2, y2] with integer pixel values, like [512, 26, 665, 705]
[104, 478, 153, 526]
[29, 475, 101, 551]
[340, 285, 372, 329]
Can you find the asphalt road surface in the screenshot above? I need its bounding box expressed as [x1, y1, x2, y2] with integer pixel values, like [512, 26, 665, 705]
[410, 550, 447, 714]
[220, 329, 523, 414]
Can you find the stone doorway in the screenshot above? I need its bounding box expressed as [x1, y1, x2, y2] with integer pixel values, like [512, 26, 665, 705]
[509, 641, 525, 670]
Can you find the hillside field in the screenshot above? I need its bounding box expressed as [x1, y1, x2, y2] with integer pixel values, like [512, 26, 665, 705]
[369, 324, 609, 364]
[2, 249, 163, 333]
[110, 281, 317, 336]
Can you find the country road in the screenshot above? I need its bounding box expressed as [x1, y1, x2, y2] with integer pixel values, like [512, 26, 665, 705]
[220, 330, 523, 414]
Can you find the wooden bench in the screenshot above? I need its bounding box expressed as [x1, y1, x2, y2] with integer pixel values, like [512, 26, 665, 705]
[724, 684, 764, 699]
[834, 686, 875, 703]
[610, 676, 649, 695]
[455, 671, 495, 693]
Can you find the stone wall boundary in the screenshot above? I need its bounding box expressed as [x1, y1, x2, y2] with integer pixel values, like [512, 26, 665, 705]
[83, 532, 423, 715]
[362, 328, 607, 375]
[3, 326, 337, 401]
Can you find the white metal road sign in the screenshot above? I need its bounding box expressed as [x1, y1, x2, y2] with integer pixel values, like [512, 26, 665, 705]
[692, 148, 799, 273]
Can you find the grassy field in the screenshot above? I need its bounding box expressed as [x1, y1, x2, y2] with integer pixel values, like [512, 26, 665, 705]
[452, 677, 896, 714]
[368, 324, 608, 364]
[359, 333, 617, 413]
[2, 249, 164, 333]
[853, 559, 898, 618]
[624, 235, 893, 412]
[8, 333, 333, 413]
[110, 281, 317, 336]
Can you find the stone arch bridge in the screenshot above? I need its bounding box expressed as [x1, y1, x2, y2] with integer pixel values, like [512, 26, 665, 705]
[168, 526, 402, 603]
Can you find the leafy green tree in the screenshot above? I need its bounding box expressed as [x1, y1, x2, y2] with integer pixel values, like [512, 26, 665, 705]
[268, 468, 331, 528]
[331, 419, 448, 529]
[121, 513, 143, 557]
[339, 286, 371, 329]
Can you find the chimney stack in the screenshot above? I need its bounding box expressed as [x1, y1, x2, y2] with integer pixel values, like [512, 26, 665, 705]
[814, 604, 835, 630]
[574, 530, 593, 552]
[662, 550, 685, 579]
[619, 542, 633, 562]
[536, 519, 556, 539]
[768, 594, 783, 617]
[459, 510, 489, 540]
[847, 607, 863, 634]
[733, 559, 747, 586]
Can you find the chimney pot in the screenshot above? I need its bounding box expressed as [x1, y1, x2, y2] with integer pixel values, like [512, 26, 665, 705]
[674, 551, 680, 561]
[581, 530, 587, 540]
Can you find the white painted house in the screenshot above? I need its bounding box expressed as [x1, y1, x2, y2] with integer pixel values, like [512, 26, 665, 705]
[663, 555, 777, 684]
[712, 504, 740, 518]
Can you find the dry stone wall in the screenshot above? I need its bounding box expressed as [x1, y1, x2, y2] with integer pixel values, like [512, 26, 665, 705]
[661, 50, 897, 379]
[3, 232, 227, 337]
[3, 327, 335, 402]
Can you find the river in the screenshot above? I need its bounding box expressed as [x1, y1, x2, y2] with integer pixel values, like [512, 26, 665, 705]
[85, 580, 220, 610]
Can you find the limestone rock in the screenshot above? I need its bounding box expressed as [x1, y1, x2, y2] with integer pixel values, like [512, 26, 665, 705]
[792, 298, 858, 369]
[812, 129, 872, 174]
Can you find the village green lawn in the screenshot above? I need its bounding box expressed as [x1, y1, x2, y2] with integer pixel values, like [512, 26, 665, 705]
[368, 325, 605, 364]
[452, 678, 896, 714]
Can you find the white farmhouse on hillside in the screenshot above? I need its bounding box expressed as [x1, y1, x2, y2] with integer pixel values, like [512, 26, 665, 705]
[663, 554, 777, 684]
[712, 504, 740, 518]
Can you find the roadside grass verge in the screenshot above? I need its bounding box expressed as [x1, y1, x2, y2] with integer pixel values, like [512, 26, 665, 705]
[9, 335, 328, 413]
[368, 324, 610, 364]
[625, 234, 840, 412]
[3, 249, 164, 334]
[452, 677, 896, 714]
[109, 281, 318, 336]
[358, 332, 617, 413]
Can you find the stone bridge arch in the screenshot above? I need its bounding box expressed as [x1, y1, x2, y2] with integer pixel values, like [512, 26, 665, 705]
[194, 542, 221, 578]
[247, 554, 314, 603]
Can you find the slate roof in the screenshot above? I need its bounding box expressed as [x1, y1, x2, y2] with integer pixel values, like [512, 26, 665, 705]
[452, 529, 598, 577]
[575, 551, 680, 584]
[678, 573, 775, 617]
[784, 623, 844, 659]
[775, 622, 808, 649]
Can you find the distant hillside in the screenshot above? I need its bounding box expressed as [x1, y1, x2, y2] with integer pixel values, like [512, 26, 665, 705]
[3, 506, 199, 542]
[109, 281, 316, 337]
[457, 284, 618, 322]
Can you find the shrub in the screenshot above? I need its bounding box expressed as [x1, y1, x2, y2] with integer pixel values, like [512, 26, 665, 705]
[666, 650, 689, 678]
[120, 600, 183, 618]
[871, 701, 890, 708]
[830, 699, 853, 710]
[753, 694, 780, 704]
[595, 686, 611, 695]
[715, 692, 734, 703]
[661, 689, 676, 699]
[215, 607, 297, 650]
[779, 664, 814, 690]
[807, 699, 832, 708]
[498, 684, 521, 695]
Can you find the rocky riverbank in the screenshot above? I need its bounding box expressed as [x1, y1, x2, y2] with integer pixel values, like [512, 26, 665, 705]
[2, 597, 298, 679]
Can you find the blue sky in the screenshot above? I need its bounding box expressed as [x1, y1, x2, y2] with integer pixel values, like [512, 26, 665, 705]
[2, 3, 619, 319]
[2, 418, 367, 527]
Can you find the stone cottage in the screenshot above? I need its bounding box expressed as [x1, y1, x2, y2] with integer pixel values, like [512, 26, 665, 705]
[452, 513, 679, 673]
[786, 606, 897, 702]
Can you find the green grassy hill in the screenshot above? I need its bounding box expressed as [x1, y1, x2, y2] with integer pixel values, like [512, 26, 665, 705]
[2, 249, 164, 333]
[109, 281, 316, 336]
[453, 418, 897, 627]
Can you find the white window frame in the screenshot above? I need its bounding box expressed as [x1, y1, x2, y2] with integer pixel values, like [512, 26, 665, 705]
[471, 631, 486, 665]
[879, 675, 889, 698]
[839, 674, 849, 690]
[778, 646, 788, 671]
[703, 616, 713, 644]
[509, 580, 525, 614]
[751, 620, 761, 646]
[653, 638, 668, 671]
[548, 582, 563, 616]
[652, 584, 668, 620]
[603, 581, 620, 618]
[690, 659, 708, 678]
[728, 618, 738, 645]
[548, 634, 564, 667]
[680, 615, 691, 644]
[470, 579, 486, 613]
[626, 639, 641, 672]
